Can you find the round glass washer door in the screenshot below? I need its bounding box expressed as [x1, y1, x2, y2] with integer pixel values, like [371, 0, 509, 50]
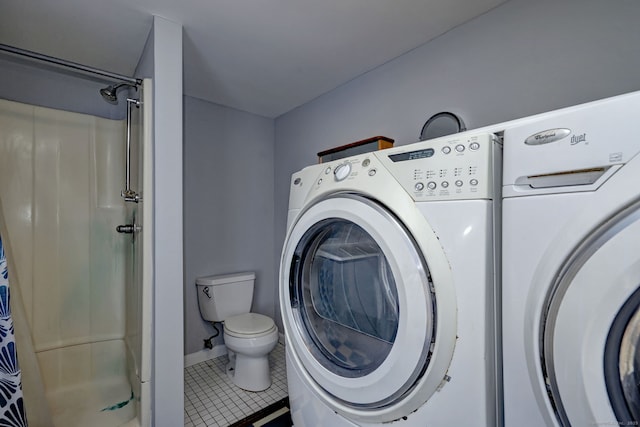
[281, 194, 439, 409]
[540, 206, 640, 426]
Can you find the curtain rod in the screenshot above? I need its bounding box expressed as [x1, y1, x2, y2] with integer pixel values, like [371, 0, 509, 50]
[0, 43, 142, 86]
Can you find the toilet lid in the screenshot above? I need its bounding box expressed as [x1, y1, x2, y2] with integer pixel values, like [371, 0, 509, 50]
[225, 313, 276, 336]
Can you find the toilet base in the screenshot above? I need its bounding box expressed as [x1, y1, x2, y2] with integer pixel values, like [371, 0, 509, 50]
[226, 350, 272, 392]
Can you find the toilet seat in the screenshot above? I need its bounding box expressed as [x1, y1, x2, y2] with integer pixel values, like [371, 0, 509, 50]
[225, 313, 277, 338]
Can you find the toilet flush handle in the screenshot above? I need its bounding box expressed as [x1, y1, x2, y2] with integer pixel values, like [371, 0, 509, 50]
[202, 286, 211, 299]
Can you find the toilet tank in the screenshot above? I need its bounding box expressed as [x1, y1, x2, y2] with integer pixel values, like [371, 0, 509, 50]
[196, 272, 255, 322]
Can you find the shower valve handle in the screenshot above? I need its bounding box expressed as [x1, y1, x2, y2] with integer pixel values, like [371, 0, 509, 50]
[121, 189, 141, 203]
[116, 224, 142, 234]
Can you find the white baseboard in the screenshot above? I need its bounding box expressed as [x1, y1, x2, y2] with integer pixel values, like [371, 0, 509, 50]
[184, 345, 227, 368]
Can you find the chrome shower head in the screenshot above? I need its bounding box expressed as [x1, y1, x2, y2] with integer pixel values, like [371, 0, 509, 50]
[99, 85, 119, 104]
[99, 83, 136, 105]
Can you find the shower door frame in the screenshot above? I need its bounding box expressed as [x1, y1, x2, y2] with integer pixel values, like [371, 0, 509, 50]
[138, 78, 154, 427]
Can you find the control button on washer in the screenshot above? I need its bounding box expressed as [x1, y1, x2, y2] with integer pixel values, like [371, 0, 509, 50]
[414, 182, 425, 191]
[442, 146, 452, 154]
[470, 179, 479, 186]
[441, 181, 449, 188]
[368, 169, 377, 177]
[334, 163, 352, 181]
[427, 181, 437, 190]
[325, 166, 332, 174]
[469, 142, 480, 151]
[362, 159, 371, 167]
[455, 144, 465, 152]
[455, 180, 463, 187]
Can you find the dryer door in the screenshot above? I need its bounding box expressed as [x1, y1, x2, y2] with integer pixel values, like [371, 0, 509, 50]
[541, 204, 640, 426]
[280, 193, 455, 422]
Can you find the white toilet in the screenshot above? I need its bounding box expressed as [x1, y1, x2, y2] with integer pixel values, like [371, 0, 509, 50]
[196, 272, 279, 392]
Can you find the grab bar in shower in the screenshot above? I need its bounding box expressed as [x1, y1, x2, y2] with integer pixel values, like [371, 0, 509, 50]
[122, 97, 142, 203]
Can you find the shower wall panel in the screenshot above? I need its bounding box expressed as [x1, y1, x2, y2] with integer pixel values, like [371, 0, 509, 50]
[0, 99, 127, 389]
[0, 101, 34, 325]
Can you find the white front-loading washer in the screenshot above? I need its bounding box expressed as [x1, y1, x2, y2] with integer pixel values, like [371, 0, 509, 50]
[501, 91, 640, 426]
[279, 132, 502, 426]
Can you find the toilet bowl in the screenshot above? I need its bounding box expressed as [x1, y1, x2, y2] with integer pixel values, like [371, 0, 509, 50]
[224, 313, 279, 391]
[195, 272, 279, 392]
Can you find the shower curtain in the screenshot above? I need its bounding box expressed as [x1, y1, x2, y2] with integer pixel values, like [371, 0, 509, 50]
[0, 235, 27, 427]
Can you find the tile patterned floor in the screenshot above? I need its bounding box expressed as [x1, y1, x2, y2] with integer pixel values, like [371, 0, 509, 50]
[184, 343, 288, 427]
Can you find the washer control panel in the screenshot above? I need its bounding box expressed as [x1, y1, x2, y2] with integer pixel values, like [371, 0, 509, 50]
[375, 133, 499, 201]
[301, 132, 500, 203]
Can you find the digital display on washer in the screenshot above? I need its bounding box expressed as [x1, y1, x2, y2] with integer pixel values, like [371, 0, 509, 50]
[388, 148, 435, 162]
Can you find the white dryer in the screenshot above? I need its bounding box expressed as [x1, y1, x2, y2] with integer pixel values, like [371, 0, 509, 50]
[502, 91, 640, 426]
[279, 132, 502, 426]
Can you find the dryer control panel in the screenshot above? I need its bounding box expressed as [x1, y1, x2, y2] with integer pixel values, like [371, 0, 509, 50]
[375, 133, 501, 201]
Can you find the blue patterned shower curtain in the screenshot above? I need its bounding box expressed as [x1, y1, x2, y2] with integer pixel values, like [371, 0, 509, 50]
[0, 236, 27, 427]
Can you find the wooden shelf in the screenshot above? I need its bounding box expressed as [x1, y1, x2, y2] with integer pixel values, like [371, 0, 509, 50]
[317, 136, 394, 163]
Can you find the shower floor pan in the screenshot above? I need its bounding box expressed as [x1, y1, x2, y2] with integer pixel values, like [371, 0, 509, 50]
[37, 338, 139, 427]
[47, 376, 135, 427]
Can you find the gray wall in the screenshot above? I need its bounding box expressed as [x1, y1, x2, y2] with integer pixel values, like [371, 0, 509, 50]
[139, 16, 184, 427]
[273, 0, 640, 324]
[0, 56, 127, 119]
[183, 96, 275, 355]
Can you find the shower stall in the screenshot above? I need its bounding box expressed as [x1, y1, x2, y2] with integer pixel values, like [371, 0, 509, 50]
[0, 77, 153, 426]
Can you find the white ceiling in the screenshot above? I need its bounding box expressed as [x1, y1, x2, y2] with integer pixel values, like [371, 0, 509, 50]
[1, 0, 506, 118]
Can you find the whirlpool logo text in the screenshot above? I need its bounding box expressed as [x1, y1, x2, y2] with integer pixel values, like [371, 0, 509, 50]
[524, 128, 587, 146]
